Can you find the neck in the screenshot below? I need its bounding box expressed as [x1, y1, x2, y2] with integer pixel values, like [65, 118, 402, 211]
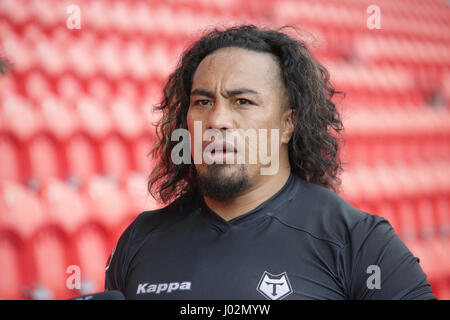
[203, 165, 291, 221]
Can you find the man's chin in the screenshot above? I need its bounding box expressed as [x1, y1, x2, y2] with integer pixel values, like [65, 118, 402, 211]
[196, 164, 250, 202]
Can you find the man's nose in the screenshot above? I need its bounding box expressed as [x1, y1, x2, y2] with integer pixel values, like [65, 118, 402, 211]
[205, 99, 234, 130]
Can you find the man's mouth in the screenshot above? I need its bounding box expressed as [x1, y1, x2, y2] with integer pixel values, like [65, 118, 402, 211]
[203, 141, 237, 164]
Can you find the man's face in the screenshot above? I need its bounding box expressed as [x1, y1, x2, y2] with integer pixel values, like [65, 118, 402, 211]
[186, 47, 292, 201]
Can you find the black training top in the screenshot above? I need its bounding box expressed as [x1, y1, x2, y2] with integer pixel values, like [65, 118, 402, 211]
[105, 173, 436, 300]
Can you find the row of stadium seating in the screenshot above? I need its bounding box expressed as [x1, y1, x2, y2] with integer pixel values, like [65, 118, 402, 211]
[0, 133, 155, 184]
[275, 0, 450, 39]
[2, 0, 448, 41]
[1, 24, 447, 87]
[0, 0, 271, 35]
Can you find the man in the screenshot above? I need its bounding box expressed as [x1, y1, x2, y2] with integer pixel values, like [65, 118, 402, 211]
[105, 25, 435, 300]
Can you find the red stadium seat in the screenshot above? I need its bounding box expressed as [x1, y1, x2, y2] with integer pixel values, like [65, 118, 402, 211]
[26, 134, 65, 184]
[76, 96, 113, 140]
[82, 175, 131, 234]
[65, 134, 100, 183]
[416, 197, 437, 240]
[0, 93, 42, 141]
[125, 171, 160, 217]
[57, 74, 83, 104]
[0, 134, 24, 182]
[435, 196, 450, 238]
[24, 70, 52, 105]
[0, 231, 26, 299]
[99, 134, 133, 179]
[123, 40, 152, 80]
[95, 36, 125, 79]
[28, 226, 76, 299]
[0, 181, 46, 239]
[1, 27, 35, 73]
[39, 179, 90, 234]
[82, 0, 111, 32]
[110, 97, 145, 140]
[66, 32, 98, 78]
[73, 224, 110, 294]
[396, 199, 420, 242]
[35, 34, 66, 76]
[40, 95, 80, 141]
[405, 237, 450, 298]
[86, 76, 113, 106]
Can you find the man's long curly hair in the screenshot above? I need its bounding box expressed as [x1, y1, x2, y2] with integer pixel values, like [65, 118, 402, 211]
[148, 25, 344, 204]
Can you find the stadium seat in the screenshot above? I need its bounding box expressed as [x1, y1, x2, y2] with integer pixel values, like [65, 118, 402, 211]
[57, 74, 83, 104]
[0, 181, 46, 239]
[26, 134, 65, 185]
[96, 36, 125, 79]
[0, 231, 26, 299]
[82, 0, 111, 32]
[76, 96, 113, 140]
[40, 95, 80, 141]
[405, 237, 450, 293]
[81, 175, 131, 234]
[435, 196, 450, 238]
[65, 134, 100, 184]
[0, 93, 42, 141]
[29, 0, 59, 28]
[73, 224, 111, 295]
[38, 179, 90, 234]
[416, 197, 437, 240]
[0, 26, 35, 73]
[110, 97, 145, 140]
[27, 226, 76, 299]
[66, 31, 97, 78]
[24, 70, 52, 104]
[0, 134, 23, 182]
[99, 134, 133, 179]
[125, 171, 160, 216]
[86, 76, 113, 106]
[123, 40, 152, 80]
[396, 199, 420, 242]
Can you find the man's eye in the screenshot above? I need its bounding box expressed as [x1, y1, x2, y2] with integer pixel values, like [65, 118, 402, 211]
[236, 98, 252, 105]
[193, 99, 212, 106]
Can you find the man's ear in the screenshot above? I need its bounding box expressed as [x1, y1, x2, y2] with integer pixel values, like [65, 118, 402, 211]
[280, 108, 297, 144]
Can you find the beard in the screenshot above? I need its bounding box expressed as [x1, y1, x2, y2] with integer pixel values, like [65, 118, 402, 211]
[195, 164, 250, 202]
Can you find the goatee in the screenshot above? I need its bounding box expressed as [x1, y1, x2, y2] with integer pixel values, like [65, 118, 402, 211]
[196, 164, 250, 202]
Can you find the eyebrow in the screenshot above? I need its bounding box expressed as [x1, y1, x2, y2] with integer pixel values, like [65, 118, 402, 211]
[190, 88, 261, 98]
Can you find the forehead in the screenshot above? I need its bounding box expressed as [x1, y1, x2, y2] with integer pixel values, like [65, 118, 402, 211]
[192, 47, 283, 92]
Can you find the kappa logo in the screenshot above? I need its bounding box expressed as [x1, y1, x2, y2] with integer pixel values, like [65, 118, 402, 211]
[256, 271, 293, 300]
[136, 281, 191, 295]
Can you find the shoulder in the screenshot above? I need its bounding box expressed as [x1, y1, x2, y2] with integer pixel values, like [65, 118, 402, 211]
[105, 191, 200, 291]
[126, 190, 200, 244]
[271, 176, 386, 248]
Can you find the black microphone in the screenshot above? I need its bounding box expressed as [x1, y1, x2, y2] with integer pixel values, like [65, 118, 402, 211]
[69, 290, 125, 300]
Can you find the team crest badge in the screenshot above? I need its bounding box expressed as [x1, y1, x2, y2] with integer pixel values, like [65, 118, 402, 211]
[256, 271, 293, 300]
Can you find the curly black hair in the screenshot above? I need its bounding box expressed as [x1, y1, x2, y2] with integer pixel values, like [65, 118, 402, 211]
[148, 25, 344, 204]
